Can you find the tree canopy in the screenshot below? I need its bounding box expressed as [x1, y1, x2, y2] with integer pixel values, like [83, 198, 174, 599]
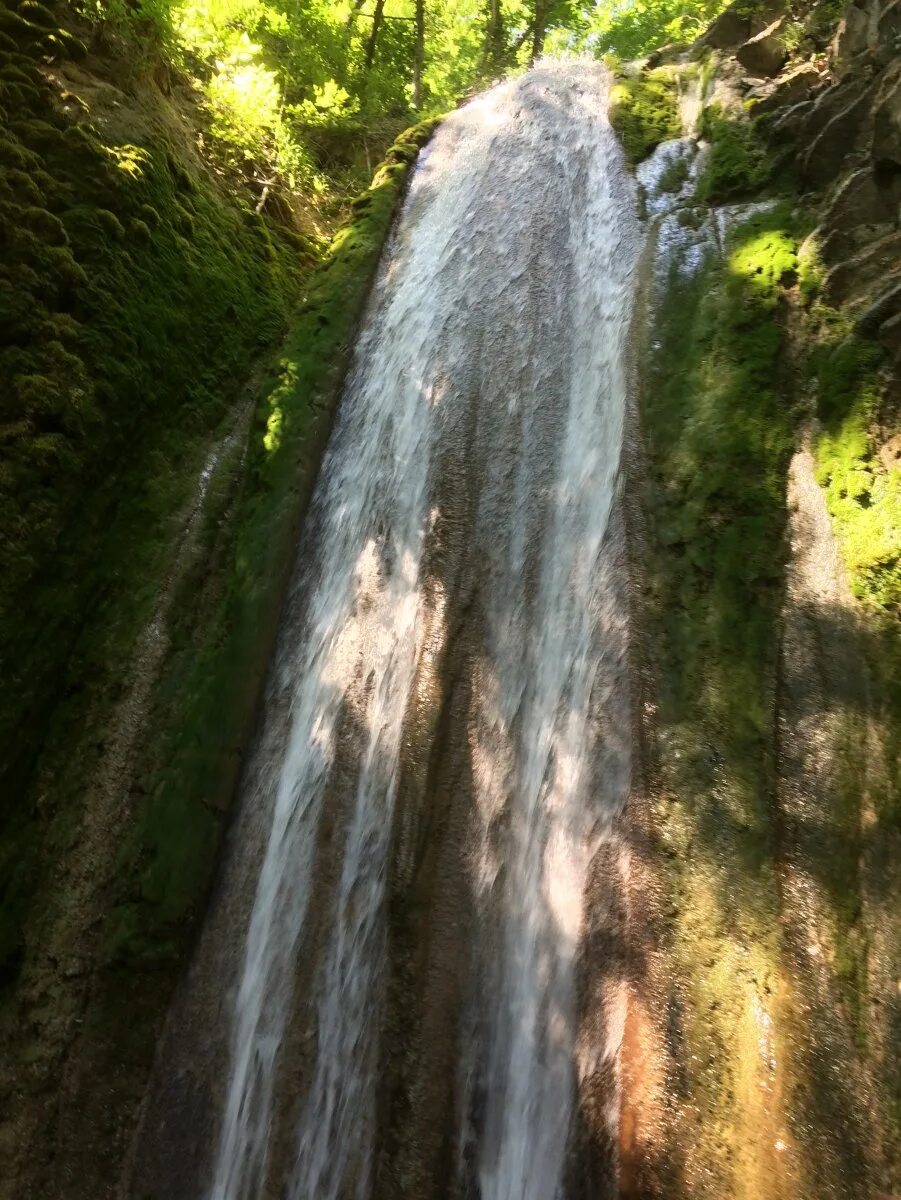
[81, 0, 727, 213]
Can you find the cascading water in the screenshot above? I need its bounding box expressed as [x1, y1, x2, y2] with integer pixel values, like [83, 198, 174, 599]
[133, 58, 643, 1200]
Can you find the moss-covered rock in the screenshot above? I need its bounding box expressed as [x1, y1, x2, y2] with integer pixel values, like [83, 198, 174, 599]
[635, 205, 801, 1195]
[609, 67, 681, 165]
[18, 1, 57, 30]
[0, 21, 315, 978]
[697, 101, 771, 202]
[809, 327, 901, 610]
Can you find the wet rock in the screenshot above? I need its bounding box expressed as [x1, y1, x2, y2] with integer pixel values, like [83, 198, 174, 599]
[856, 281, 901, 336]
[816, 224, 853, 266]
[736, 19, 788, 77]
[874, 0, 901, 67]
[877, 310, 901, 356]
[822, 166, 898, 231]
[872, 60, 901, 170]
[646, 41, 690, 67]
[801, 81, 874, 185]
[750, 62, 821, 115]
[817, 217, 896, 268]
[824, 230, 901, 304]
[815, 220, 897, 270]
[700, 0, 785, 50]
[765, 97, 815, 141]
[802, 75, 869, 139]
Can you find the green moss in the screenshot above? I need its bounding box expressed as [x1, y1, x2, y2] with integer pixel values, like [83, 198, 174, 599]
[638, 207, 800, 1191]
[137, 202, 160, 228]
[646, 208, 797, 732]
[127, 216, 151, 242]
[0, 9, 40, 42]
[0, 37, 320, 980]
[810, 333, 900, 609]
[22, 204, 68, 243]
[657, 151, 690, 193]
[97, 207, 125, 238]
[0, 137, 39, 169]
[52, 28, 88, 59]
[1, 166, 41, 202]
[697, 102, 771, 203]
[802, 300, 901, 1134]
[0, 62, 36, 85]
[609, 68, 681, 165]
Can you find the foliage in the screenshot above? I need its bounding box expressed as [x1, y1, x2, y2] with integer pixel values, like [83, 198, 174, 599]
[77, 0, 736, 204]
[583, 0, 727, 59]
[85, 0, 480, 202]
[609, 67, 681, 164]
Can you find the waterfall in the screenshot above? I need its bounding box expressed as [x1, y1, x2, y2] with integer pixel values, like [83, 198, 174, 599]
[148, 58, 643, 1200]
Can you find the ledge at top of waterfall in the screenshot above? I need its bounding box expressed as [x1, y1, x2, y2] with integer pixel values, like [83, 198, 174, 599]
[137, 59, 644, 1200]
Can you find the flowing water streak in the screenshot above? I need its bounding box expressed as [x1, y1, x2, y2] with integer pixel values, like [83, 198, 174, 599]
[209, 59, 643, 1200]
[470, 71, 641, 1200]
[207, 151, 448, 1200]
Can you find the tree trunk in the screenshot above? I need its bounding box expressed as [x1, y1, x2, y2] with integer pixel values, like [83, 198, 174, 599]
[345, 0, 368, 30]
[412, 0, 425, 108]
[364, 0, 386, 70]
[484, 0, 504, 72]
[530, 0, 546, 61]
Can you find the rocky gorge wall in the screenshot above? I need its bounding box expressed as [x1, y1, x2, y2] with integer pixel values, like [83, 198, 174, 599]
[0, 0, 897, 1193]
[616, 3, 899, 1196]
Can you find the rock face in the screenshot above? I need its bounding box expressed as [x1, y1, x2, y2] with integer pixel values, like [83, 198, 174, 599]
[872, 59, 901, 168]
[879, 309, 901, 355]
[736, 18, 788, 75]
[803, 76, 870, 137]
[678, 9, 900, 1199]
[822, 166, 896, 232]
[750, 62, 820, 114]
[801, 80, 875, 184]
[856, 281, 901, 336]
[824, 231, 901, 303]
[724, 0, 901, 324]
[704, 6, 755, 50]
[702, 0, 786, 50]
[831, 0, 878, 71]
[875, 0, 901, 65]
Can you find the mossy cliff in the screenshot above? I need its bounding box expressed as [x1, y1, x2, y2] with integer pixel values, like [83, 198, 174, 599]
[0, 4, 437, 1190]
[613, 4, 899, 1195]
[0, 0, 313, 803]
[631, 200, 800, 1200]
[0, 0, 309, 975]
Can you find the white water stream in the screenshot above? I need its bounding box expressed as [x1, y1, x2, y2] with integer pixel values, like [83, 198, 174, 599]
[208, 59, 642, 1200]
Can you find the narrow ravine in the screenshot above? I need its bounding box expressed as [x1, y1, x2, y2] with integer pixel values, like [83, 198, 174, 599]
[4, 2, 899, 1196]
[130, 59, 643, 1200]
